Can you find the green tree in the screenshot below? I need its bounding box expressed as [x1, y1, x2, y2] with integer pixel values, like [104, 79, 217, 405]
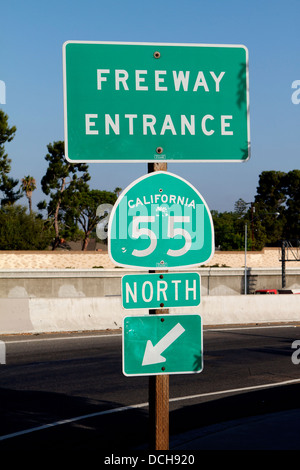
[254, 170, 286, 247]
[114, 187, 122, 198]
[212, 170, 300, 251]
[282, 170, 300, 243]
[67, 189, 117, 250]
[234, 198, 249, 217]
[0, 205, 53, 250]
[38, 141, 91, 249]
[212, 209, 248, 251]
[21, 175, 36, 213]
[0, 110, 20, 205]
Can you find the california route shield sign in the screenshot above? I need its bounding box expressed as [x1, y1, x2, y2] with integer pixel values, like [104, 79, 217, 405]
[108, 171, 214, 270]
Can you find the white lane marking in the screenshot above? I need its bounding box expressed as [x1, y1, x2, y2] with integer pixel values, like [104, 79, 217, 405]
[169, 378, 300, 403]
[2, 334, 122, 344]
[1, 378, 300, 442]
[0, 402, 148, 441]
[206, 325, 297, 332]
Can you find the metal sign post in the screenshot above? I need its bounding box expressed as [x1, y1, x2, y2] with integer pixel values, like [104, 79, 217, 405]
[148, 161, 169, 451]
[149, 360, 169, 450]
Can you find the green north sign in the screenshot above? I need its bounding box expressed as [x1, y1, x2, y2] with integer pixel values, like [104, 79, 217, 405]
[122, 314, 203, 376]
[63, 41, 250, 162]
[108, 171, 214, 270]
[122, 272, 201, 309]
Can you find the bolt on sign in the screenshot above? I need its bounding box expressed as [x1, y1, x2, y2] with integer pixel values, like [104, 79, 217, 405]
[122, 314, 203, 376]
[122, 272, 201, 309]
[108, 171, 214, 270]
[63, 41, 250, 162]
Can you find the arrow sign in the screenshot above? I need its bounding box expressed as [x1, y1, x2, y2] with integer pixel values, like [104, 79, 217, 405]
[142, 323, 185, 366]
[122, 314, 203, 376]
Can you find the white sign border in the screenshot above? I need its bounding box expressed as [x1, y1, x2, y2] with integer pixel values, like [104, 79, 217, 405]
[121, 271, 201, 309]
[63, 40, 250, 164]
[122, 313, 203, 377]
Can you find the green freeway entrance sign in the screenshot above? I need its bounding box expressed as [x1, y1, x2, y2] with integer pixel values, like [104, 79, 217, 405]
[122, 272, 200, 309]
[63, 41, 250, 162]
[122, 314, 202, 376]
[108, 171, 214, 270]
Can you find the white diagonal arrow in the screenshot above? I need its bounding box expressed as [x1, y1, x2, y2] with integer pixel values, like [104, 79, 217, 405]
[142, 323, 185, 366]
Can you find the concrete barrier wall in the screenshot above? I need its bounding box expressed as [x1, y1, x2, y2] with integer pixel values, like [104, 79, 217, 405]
[0, 294, 299, 335]
[0, 268, 300, 334]
[1, 267, 300, 298]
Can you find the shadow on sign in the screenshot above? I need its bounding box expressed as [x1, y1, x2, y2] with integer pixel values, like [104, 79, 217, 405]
[193, 350, 202, 372]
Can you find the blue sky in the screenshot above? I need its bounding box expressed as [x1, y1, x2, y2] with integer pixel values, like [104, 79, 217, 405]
[1, 0, 299, 212]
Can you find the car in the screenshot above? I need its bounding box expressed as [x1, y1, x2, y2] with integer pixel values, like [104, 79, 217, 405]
[254, 289, 300, 294]
[254, 289, 278, 294]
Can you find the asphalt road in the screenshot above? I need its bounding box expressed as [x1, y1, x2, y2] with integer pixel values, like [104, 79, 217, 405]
[0, 324, 300, 451]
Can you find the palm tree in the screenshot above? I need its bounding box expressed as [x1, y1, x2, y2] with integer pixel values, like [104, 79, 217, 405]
[114, 187, 122, 198]
[21, 175, 36, 213]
